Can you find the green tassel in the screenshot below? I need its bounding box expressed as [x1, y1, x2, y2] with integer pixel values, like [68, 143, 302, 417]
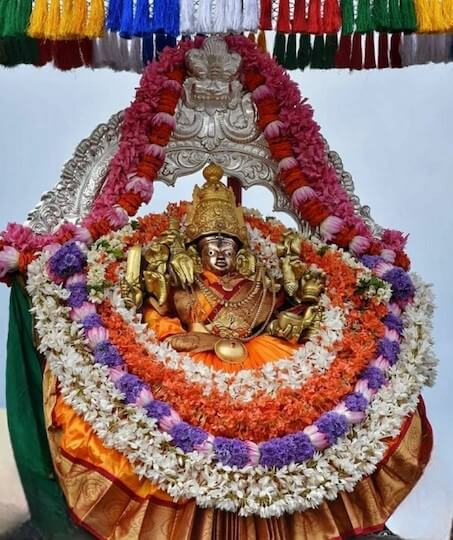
[400, 0, 416, 31]
[311, 34, 325, 69]
[356, 0, 374, 33]
[0, 38, 7, 63]
[3, 0, 20, 37]
[0, 1, 7, 37]
[285, 33, 298, 69]
[298, 33, 311, 70]
[389, 0, 402, 31]
[324, 33, 338, 68]
[373, 0, 389, 31]
[16, 0, 33, 34]
[3, 38, 22, 66]
[273, 32, 287, 65]
[17, 35, 39, 63]
[340, 0, 354, 35]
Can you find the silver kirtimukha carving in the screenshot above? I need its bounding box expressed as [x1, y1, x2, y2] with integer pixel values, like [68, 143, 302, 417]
[25, 36, 382, 239]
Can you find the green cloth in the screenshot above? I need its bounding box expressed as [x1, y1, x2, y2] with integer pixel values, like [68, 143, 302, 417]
[5, 281, 89, 539]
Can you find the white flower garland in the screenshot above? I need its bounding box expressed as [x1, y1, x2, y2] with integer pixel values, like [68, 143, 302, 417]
[27, 248, 437, 518]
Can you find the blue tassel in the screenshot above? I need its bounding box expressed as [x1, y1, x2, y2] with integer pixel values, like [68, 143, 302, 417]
[107, 0, 123, 32]
[142, 34, 154, 64]
[155, 31, 167, 57]
[133, 0, 151, 36]
[150, 0, 166, 33]
[164, 0, 180, 37]
[120, 0, 134, 39]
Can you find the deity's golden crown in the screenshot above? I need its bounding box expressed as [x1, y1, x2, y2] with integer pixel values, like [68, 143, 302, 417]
[185, 163, 248, 245]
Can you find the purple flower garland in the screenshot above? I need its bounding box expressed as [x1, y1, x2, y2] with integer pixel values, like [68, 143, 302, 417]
[49, 239, 408, 470]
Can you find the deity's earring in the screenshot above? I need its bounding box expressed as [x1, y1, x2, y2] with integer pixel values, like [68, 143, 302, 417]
[236, 248, 257, 277]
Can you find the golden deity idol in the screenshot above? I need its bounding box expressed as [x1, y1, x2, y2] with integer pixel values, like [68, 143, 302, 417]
[122, 163, 326, 366]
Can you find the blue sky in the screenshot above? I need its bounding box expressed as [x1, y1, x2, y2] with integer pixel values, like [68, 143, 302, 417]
[0, 62, 452, 538]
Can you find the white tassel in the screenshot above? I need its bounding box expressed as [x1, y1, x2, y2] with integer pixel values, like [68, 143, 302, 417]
[180, 0, 194, 34]
[130, 37, 143, 73]
[195, 0, 212, 33]
[400, 32, 416, 66]
[242, 0, 259, 31]
[118, 35, 131, 71]
[104, 32, 118, 69]
[226, 0, 243, 32]
[212, 0, 227, 32]
[92, 37, 107, 68]
[414, 33, 431, 65]
[432, 33, 449, 63]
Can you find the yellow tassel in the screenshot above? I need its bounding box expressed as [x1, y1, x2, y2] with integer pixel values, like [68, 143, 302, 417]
[44, 0, 61, 39]
[441, 0, 453, 31]
[66, 0, 87, 37]
[247, 32, 256, 43]
[431, 0, 446, 31]
[85, 0, 105, 38]
[27, 0, 48, 38]
[257, 30, 267, 52]
[59, 0, 74, 38]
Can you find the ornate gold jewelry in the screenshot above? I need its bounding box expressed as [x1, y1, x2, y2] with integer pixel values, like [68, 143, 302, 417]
[185, 163, 248, 245]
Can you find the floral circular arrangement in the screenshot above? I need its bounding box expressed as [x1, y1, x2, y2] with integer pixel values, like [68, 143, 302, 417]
[28, 208, 436, 517]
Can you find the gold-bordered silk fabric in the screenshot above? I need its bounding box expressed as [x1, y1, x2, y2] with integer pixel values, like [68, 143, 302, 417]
[43, 366, 433, 540]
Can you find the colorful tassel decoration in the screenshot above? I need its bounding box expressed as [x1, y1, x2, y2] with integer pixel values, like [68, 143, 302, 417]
[350, 32, 363, 69]
[389, 0, 403, 31]
[243, 0, 260, 31]
[373, 0, 390, 31]
[0, 2, 8, 37]
[306, 0, 322, 34]
[364, 31, 376, 68]
[298, 33, 312, 69]
[28, 0, 48, 38]
[155, 31, 167, 57]
[2, 0, 18, 37]
[44, 0, 61, 40]
[390, 32, 402, 66]
[257, 29, 267, 52]
[129, 36, 142, 72]
[378, 32, 389, 68]
[335, 33, 352, 67]
[79, 37, 93, 66]
[259, 0, 273, 30]
[85, 0, 105, 38]
[356, 0, 373, 33]
[107, 0, 123, 32]
[273, 32, 287, 65]
[400, 0, 417, 32]
[68, 0, 88, 37]
[180, 0, 193, 34]
[277, 0, 291, 33]
[142, 34, 154, 64]
[285, 32, 299, 69]
[323, 0, 341, 33]
[311, 33, 325, 68]
[119, 0, 134, 38]
[324, 32, 338, 67]
[293, 0, 307, 32]
[340, 0, 354, 35]
[59, 0, 73, 38]
[248, 32, 256, 43]
[37, 39, 53, 66]
[165, 0, 180, 36]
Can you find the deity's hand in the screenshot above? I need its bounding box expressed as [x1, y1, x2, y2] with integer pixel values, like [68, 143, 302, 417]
[170, 252, 195, 288]
[120, 278, 143, 309]
[267, 311, 304, 343]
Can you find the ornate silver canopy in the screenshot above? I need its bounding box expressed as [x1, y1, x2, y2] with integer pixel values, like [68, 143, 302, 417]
[25, 37, 381, 237]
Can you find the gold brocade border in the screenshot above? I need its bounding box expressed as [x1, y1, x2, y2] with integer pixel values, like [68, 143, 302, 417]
[43, 366, 433, 540]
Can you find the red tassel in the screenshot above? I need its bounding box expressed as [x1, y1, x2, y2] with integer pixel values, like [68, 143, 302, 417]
[390, 32, 402, 68]
[335, 33, 352, 68]
[378, 32, 389, 68]
[323, 0, 341, 33]
[52, 40, 83, 71]
[259, 0, 273, 30]
[277, 0, 291, 33]
[364, 31, 376, 68]
[350, 32, 363, 70]
[306, 0, 322, 34]
[293, 0, 307, 32]
[79, 38, 93, 67]
[35, 40, 52, 66]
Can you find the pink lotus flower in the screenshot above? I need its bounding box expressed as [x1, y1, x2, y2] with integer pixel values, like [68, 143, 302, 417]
[388, 303, 402, 317]
[107, 205, 129, 228]
[0, 246, 20, 278]
[380, 249, 396, 263]
[70, 302, 96, 322]
[278, 156, 299, 171]
[194, 435, 215, 457]
[291, 186, 316, 207]
[264, 120, 285, 139]
[370, 355, 390, 370]
[86, 326, 108, 347]
[126, 176, 154, 203]
[252, 84, 273, 102]
[151, 111, 176, 129]
[350, 235, 370, 255]
[320, 216, 344, 241]
[43, 243, 62, 258]
[136, 387, 154, 407]
[74, 227, 93, 245]
[144, 143, 166, 160]
[303, 425, 329, 450]
[245, 441, 260, 466]
[159, 409, 182, 432]
[109, 366, 127, 383]
[374, 261, 394, 278]
[385, 328, 400, 342]
[354, 379, 377, 401]
[66, 272, 87, 287]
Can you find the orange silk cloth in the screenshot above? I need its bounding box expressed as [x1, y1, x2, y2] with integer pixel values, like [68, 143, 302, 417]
[43, 366, 433, 540]
[143, 270, 298, 373]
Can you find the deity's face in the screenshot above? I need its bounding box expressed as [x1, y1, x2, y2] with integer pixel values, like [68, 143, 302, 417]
[198, 235, 238, 276]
